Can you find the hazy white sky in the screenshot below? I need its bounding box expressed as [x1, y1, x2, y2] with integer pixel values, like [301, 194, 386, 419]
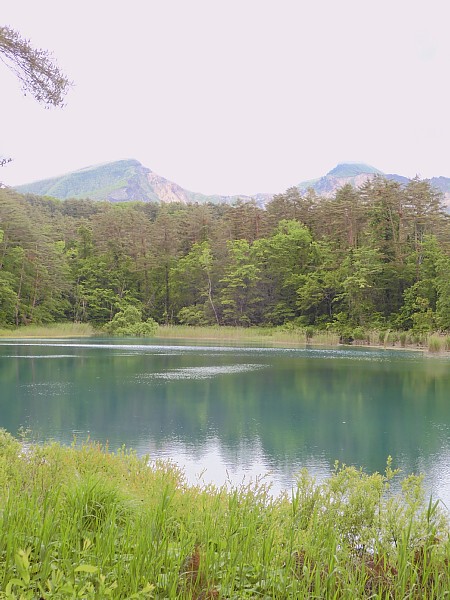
[1, 1, 449, 195]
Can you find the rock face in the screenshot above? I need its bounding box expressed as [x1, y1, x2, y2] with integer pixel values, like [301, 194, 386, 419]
[14, 159, 450, 209]
[15, 159, 271, 207]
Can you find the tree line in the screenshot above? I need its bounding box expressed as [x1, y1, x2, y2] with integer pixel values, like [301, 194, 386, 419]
[0, 175, 449, 336]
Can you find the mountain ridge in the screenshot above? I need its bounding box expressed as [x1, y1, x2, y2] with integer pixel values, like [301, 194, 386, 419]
[15, 159, 272, 207]
[14, 160, 450, 209]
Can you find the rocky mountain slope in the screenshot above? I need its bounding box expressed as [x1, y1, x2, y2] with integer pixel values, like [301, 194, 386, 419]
[14, 159, 450, 209]
[15, 159, 271, 207]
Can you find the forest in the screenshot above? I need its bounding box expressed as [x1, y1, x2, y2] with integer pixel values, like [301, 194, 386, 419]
[0, 176, 449, 339]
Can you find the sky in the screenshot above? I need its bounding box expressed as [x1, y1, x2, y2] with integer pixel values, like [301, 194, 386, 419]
[1, 0, 449, 196]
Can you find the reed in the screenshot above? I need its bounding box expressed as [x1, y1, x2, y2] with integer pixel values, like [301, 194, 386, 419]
[427, 335, 444, 353]
[156, 325, 340, 347]
[0, 322, 95, 338]
[0, 431, 449, 599]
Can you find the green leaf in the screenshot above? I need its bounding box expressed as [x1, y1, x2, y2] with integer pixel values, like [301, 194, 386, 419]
[74, 564, 98, 573]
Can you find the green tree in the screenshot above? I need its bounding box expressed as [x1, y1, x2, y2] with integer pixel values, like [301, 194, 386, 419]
[336, 247, 383, 326]
[220, 239, 262, 326]
[171, 241, 219, 325]
[398, 236, 450, 332]
[256, 219, 315, 324]
[150, 208, 182, 323]
[435, 254, 450, 330]
[296, 241, 342, 325]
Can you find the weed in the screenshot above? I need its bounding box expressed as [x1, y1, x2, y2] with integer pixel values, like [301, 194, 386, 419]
[0, 434, 449, 598]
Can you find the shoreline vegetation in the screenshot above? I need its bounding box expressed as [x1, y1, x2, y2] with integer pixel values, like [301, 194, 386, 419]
[1, 323, 449, 354]
[0, 431, 449, 599]
[1, 180, 450, 357]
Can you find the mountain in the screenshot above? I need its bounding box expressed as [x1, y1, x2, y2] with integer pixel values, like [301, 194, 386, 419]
[14, 159, 450, 210]
[297, 163, 382, 196]
[15, 159, 272, 207]
[296, 163, 450, 209]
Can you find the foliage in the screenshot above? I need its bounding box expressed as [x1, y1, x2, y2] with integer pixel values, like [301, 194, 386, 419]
[0, 433, 449, 599]
[103, 305, 158, 337]
[0, 175, 449, 340]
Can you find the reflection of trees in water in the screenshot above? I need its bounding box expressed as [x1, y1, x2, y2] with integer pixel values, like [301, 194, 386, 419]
[1, 346, 450, 481]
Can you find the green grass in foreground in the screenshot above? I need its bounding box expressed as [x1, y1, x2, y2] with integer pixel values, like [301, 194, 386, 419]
[0, 323, 95, 338]
[0, 431, 449, 599]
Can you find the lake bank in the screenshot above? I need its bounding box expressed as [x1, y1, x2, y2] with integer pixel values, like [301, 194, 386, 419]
[1, 322, 449, 354]
[1, 431, 449, 599]
[0, 322, 94, 338]
[155, 325, 450, 354]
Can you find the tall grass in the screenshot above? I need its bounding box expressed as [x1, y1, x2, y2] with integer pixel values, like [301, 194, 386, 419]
[156, 325, 340, 347]
[0, 431, 449, 599]
[427, 335, 444, 353]
[445, 336, 450, 352]
[1, 322, 448, 354]
[0, 323, 94, 338]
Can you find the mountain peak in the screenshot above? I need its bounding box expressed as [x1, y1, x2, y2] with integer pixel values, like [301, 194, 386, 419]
[326, 163, 383, 178]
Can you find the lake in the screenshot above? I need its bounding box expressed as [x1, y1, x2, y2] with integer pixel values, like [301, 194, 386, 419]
[1, 338, 450, 504]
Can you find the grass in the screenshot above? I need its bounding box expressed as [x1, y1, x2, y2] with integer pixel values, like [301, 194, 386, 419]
[156, 325, 340, 347]
[1, 322, 448, 355]
[427, 335, 444, 353]
[0, 323, 95, 338]
[156, 325, 450, 354]
[0, 431, 449, 599]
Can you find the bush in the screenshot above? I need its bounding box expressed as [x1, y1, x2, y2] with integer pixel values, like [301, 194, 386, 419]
[305, 326, 315, 341]
[103, 306, 158, 337]
[352, 326, 368, 343]
[177, 305, 210, 326]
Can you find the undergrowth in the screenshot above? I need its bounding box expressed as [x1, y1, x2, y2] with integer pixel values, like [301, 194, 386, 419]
[0, 431, 449, 598]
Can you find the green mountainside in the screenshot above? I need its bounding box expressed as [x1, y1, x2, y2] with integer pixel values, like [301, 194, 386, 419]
[15, 159, 271, 207]
[14, 160, 450, 209]
[326, 163, 383, 178]
[16, 160, 157, 202]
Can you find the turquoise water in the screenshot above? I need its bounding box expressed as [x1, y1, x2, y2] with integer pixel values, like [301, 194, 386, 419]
[1, 338, 449, 501]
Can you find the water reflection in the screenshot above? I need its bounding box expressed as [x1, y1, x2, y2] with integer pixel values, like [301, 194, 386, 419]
[0, 339, 449, 502]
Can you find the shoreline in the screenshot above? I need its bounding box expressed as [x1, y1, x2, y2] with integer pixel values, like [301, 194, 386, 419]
[0, 323, 449, 355]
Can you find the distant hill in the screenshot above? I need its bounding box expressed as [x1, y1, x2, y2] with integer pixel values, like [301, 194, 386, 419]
[15, 160, 450, 210]
[297, 163, 450, 209]
[15, 159, 271, 207]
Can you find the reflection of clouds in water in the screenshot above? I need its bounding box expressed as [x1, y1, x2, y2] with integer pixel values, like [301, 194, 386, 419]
[139, 436, 450, 505]
[136, 364, 265, 381]
[137, 436, 331, 496]
[416, 450, 450, 509]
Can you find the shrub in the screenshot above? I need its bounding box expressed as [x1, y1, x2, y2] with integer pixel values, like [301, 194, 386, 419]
[103, 306, 158, 337]
[352, 326, 367, 343]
